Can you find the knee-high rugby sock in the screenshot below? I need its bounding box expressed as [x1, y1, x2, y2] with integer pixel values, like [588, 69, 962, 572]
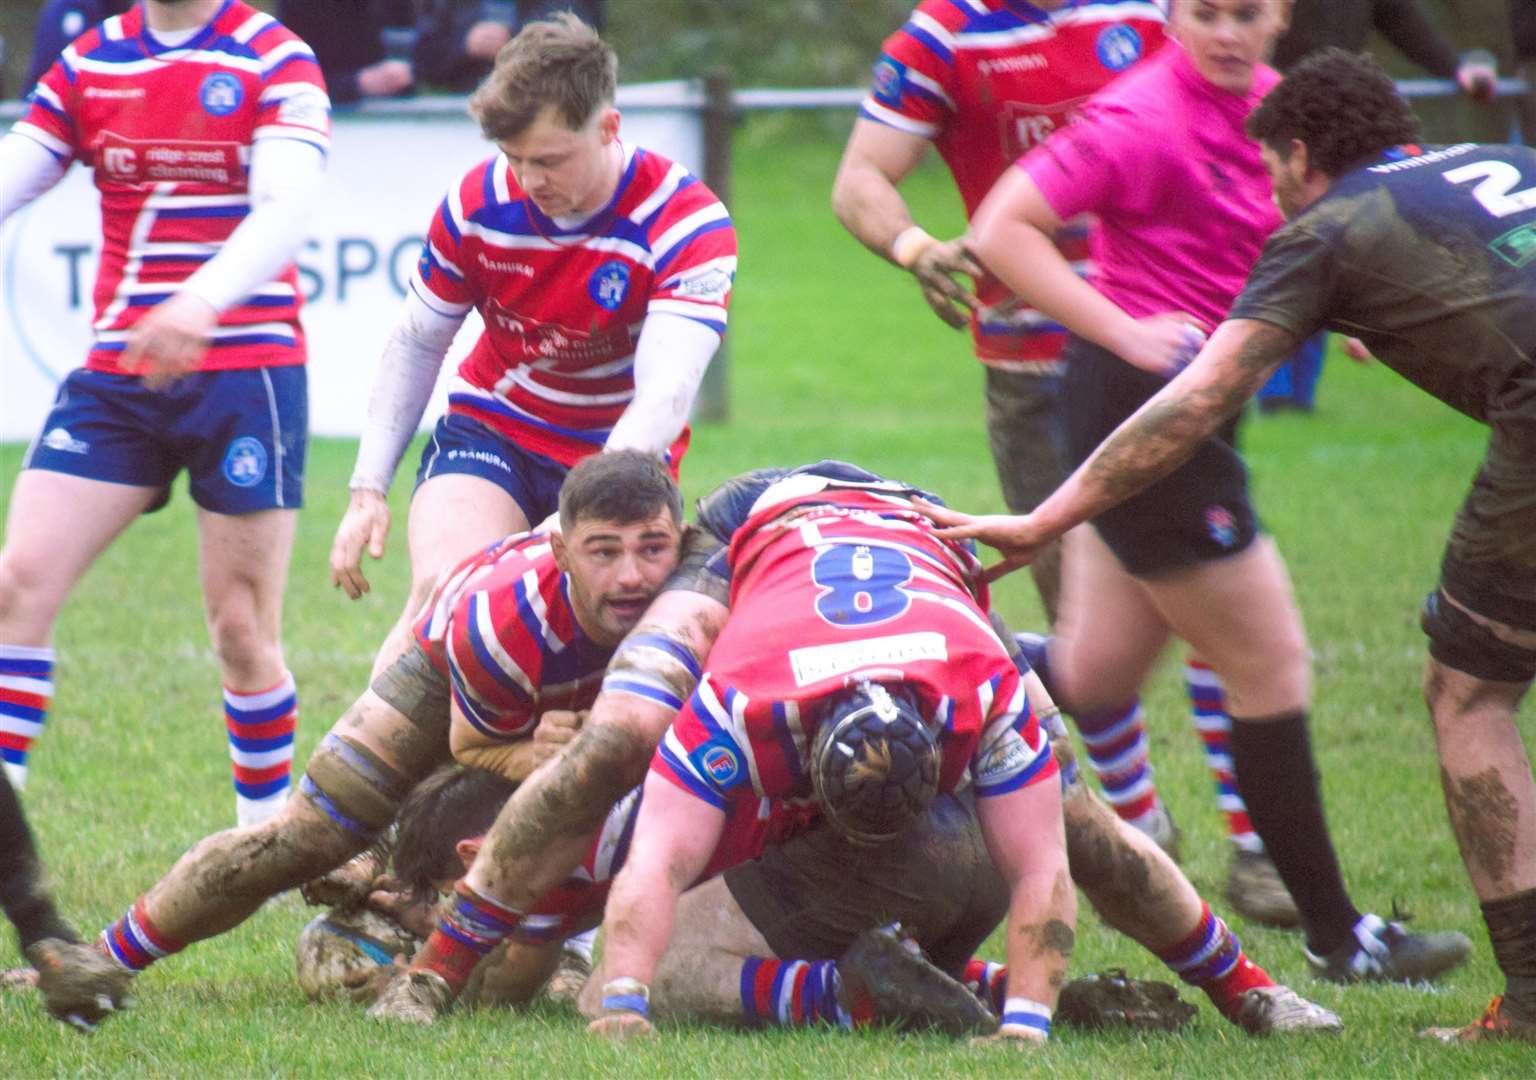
[101, 897, 184, 972]
[1183, 661, 1261, 852]
[0, 645, 53, 790]
[1156, 901, 1272, 1020]
[412, 881, 524, 994]
[1075, 700, 1163, 825]
[226, 674, 297, 828]
[962, 958, 1007, 1015]
[739, 958, 850, 1028]
[1484, 887, 1536, 1012]
[1228, 712, 1360, 955]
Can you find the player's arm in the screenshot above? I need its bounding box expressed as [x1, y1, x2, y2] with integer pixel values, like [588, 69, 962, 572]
[0, 133, 69, 223]
[604, 313, 722, 456]
[921, 318, 1298, 577]
[331, 286, 467, 598]
[450, 703, 585, 782]
[123, 136, 328, 388]
[588, 769, 726, 1038]
[974, 775, 1074, 1046]
[832, 118, 980, 330]
[967, 167, 1206, 377]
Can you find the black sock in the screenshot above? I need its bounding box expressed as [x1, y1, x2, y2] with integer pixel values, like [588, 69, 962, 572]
[1483, 887, 1536, 1012]
[0, 773, 80, 952]
[1229, 711, 1361, 955]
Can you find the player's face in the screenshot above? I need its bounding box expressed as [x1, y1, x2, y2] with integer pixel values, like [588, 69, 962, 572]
[1261, 141, 1312, 219]
[554, 511, 683, 646]
[497, 104, 622, 218]
[1172, 0, 1289, 95]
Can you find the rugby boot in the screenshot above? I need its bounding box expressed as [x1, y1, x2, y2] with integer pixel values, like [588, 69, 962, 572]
[1304, 913, 1471, 984]
[367, 968, 454, 1025]
[26, 939, 135, 1032]
[837, 925, 999, 1036]
[1233, 985, 1343, 1036]
[1420, 995, 1536, 1044]
[1135, 803, 1183, 863]
[543, 946, 593, 1005]
[1225, 848, 1302, 928]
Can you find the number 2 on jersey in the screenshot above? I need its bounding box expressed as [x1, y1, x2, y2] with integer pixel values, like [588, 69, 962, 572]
[811, 543, 913, 627]
[1445, 160, 1536, 218]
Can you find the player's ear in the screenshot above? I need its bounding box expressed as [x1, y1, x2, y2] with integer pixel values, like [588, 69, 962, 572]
[598, 106, 620, 144]
[1289, 138, 1313, 179]
[550, 529, 570, 572]
[456, 837, 482, 871]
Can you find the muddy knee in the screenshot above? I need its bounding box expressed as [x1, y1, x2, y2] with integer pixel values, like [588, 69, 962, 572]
[301, 731, 422, 840]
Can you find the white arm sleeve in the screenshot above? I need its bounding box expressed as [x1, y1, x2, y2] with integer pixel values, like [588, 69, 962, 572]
[179, 137, 327, 313]
[0, 132, 69, 224]
[605, 313, 722, 456]
[348, 286, 466, 493]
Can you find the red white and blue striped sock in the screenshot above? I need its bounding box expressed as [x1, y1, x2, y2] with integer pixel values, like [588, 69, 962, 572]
[225, 674, 297, 828]
[739, 958, 851, 1028]
[962, 958, 1008, 1015]
[1074, 699, 1162, 826]
[1184, 661, 1262, 852]
[0, 645, 53, 790]
[412, 881, 524, 994]
[101, 897, 184, 973]
[1156, 901, 1272, 1021]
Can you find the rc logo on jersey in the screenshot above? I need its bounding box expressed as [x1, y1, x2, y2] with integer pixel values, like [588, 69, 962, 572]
[588, 261, 631, 311]
[1204, 505, 1237, 548]
[871, 56, 906, 106]
[223, 437, 268, 488]
[1490, 222, 1536, 269]
[199, 72, 245, 117]
[691, 738, 742, 789]
[1096, 25, 1143, 72]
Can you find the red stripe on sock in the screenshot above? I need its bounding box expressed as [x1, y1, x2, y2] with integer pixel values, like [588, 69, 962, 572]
[0, 688, 49, 711]
[789, 963, 810, 1024]
[0, 732, 33, 751]
[753, 959, 781, 1019]
[225, 713, 297, 741]
[1113, 791, 1159, 821]
[232, 760, 292, 785]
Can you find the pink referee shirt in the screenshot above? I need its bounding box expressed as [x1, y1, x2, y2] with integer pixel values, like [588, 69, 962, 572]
[1022, 42, 1282, 330]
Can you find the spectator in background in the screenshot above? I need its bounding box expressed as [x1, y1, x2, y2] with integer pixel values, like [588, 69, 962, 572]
[1258, 0, 1499, 414]
[23, 1, 132, 95]
[278, 0, 417, 106]
[414, 1, 607, 94]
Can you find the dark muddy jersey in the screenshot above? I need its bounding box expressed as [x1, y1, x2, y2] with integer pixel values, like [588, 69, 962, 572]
[1230, 143, 1536, 424]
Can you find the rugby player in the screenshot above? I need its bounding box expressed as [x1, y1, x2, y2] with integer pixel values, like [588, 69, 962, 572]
[0, 0, 329, 825]
[830, 0, 1291, 919]
[25, 451, 683, 1026]
[922, 50, 1536, 1043]
[327, 13, 735, 683]
[1, 770, 132, 1030]
[376, 462, 1339, 1038]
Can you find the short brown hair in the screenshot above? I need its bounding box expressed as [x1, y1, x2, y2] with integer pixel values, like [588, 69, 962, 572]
[558, 450, 683, 534]
[392, 766, 518, 898]
[468, 12, 617, 141]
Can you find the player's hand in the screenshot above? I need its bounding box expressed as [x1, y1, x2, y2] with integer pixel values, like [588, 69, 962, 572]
[910, 238, 982, 330]
[121, 292, 218, 390]
[465, 20, 513, 60]
[357, 59, 413, 98]
[970, 1028, 1048, 1048]
[531, 709, 586, 766]
[912, 498, 1048, 582]
[331, 489, 392, 599]
[1342, 337, 1374, 364]
[26, 939, 135, 1033]
[366, 886, 439, 939]
[587, 1011, 657, 1039]
[1456, 51, 1498, 104]
[1114, 312, 1209, 378]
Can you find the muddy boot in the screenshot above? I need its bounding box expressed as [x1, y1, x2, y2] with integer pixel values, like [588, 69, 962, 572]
[837, 925, 999, 1036]
[26, 939, 134, 1032]
[367, 968, 454, 1025]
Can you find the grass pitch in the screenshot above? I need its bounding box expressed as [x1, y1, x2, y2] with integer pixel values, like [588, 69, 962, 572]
[1, 117, 1531, 1077]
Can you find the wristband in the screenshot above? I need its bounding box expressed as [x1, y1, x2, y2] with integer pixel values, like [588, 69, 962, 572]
[601, 976, 651, 1018]
[1000, 996, 1052, 1038]
[891, 225, 937, 270]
